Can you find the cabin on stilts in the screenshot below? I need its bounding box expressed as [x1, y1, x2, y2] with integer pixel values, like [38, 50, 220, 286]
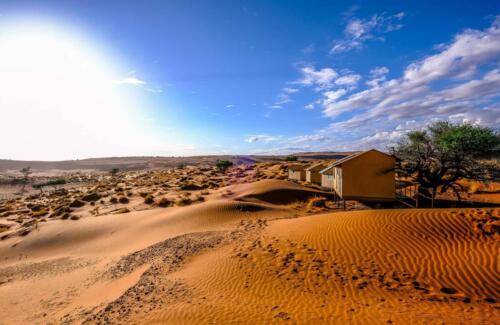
[320, 149, 395, 207]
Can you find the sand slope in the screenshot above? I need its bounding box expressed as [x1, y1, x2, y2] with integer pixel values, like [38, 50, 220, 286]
[0, 178, 498, 324]
[149, 208, 499, 324]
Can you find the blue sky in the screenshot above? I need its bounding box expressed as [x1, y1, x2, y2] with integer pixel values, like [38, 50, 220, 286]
[0, 1, 499, 160]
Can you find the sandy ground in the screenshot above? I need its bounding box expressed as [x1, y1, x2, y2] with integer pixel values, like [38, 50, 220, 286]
[0, 165, 498, 324]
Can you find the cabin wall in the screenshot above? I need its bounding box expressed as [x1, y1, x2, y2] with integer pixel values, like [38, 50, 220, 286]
[341, 151, 395, 200]
[321, 173, 333, 188]
[289, 170, 306, 181]
[306, 171, 322, 184]
[332, 167, 342, 197]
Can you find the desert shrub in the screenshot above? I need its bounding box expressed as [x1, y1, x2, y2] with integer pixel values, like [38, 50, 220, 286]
[157, 197, 172, 207]
[126, 191, 133, 197]
[144, 194, 155, 204]
[307, 197, 328, 210]
[139, 192, 149, 198]
[193, 195, 205, 202]
[118, 196, 129, 204]
[215, 160, 233, 172]
[110, 168, 120, 176]
[32, 208, 49, 217]
[284, 155, 298, 161]
[69, 199, 85, 208]
[61, 213, 71, 220]
[82, 192, 101, 202]
[175, 197, 192, 206]
[109, 196, 118, 204]
[70, 215, 80, 221]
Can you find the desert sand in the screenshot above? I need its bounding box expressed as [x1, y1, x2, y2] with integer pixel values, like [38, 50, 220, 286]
[0, 163, 498, 324]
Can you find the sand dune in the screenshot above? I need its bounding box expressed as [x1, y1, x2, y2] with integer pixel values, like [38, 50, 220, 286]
[0, 176, 498, 324]
[146, 208, 499, 324]
[223, 179, 335, 205]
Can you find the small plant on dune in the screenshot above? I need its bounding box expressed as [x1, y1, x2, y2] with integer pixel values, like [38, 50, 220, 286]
[19, 167, 32, 193]
[118, 196, 129, 204]
[70, 215, 80, 221]
[32, 208, 49, 217]
[144, 194, 155, 204]
[109, 196, 118, 204]
[307, 197, 328, 210]
[157, 197, 172, 207]
[69, 199, 85, 208]
[175, 197, 192, 206]
[215, 160, 233, 172]
[193, 195, 205, 202]
[114, 207, 130, 214]
[110, 168, 120, 176]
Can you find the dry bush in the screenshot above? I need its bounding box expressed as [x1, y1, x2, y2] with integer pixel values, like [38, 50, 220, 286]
[70, 215, 80, 220]
[144, 194, 155, 204]
[69, 199, 85, 208]
[118, 196, 129, 204]
[109, 196, 118, 204]
[192, 195, 205, 202]
[175, 197, 192, 206]
[306, 197, 328, 210]
[114, 207, 130, 214]
[157, 197, 172, 208]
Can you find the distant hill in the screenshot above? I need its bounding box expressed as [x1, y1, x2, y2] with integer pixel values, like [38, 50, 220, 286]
[0, 152, 354, 173]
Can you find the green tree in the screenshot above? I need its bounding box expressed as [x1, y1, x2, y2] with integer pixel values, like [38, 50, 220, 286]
[20, 167, 32, 193]
[215, 159, 233, 172]
[284, 155, 298, 161]
[391, 121, 499, 200]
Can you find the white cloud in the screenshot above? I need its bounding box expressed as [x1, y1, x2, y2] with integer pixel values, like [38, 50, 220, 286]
[335, 74, 361, 86]
[296, 66, 338, 90]
[283, 87, 299, 93]
[246, 134, 281, 143]
[275, 17, 500, 153]
[225, 104, 235, 108]
[115, 76, 146, 86]
[331, 12, 405, 54]
[323, 89, 347, 105]
[322, 17, 500, 126]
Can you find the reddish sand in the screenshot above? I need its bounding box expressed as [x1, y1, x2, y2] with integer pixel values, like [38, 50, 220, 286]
[0, 179, 498, 324]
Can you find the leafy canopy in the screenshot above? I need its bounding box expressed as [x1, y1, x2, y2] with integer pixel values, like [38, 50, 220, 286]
[391, 121, 499, 198]
[215, 159, 233, 172]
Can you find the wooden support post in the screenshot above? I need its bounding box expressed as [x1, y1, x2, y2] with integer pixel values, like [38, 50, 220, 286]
[343, 199, 346, 210]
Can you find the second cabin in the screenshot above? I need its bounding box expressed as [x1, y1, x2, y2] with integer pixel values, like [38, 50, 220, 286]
[288, 164, 307, 181]
[305, 163, 326, 185]
[320, 149, 395, 202]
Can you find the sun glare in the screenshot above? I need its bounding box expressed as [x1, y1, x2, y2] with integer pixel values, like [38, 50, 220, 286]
[0, 20, 163, 160]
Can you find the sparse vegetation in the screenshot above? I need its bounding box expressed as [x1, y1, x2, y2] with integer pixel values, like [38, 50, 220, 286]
[19, 167, 32, 193]
[284, 155, 298, 161]
[215, 159, 233, 172]
[392, 121, 500, 200]
[157, 197, 172, 207]
[144, 194, 155, 204]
